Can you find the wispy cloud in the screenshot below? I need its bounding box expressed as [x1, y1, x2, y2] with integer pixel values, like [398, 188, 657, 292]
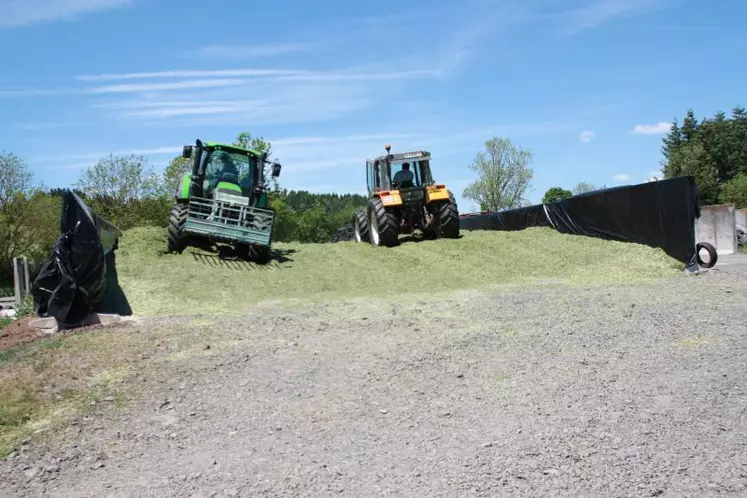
[33, 146, 183, 163]
[190, 43, 313, 60]
[77, 62, 442, 126]
[0, 0, 135, 28]
[553, 0, 667, 36]
[75, 69, 308, 82]
[579, 130, 596, 142]
[613, 173, 631, 182]
[632, 122, 672, 135]
[85, 79, 251, 94]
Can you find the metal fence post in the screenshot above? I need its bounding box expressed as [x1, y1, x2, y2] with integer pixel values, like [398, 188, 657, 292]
[13, 256, 29, 307]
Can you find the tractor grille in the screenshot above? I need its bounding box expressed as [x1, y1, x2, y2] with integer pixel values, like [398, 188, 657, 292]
[184, 196, 274, 246]
[399, 188, 425, 204]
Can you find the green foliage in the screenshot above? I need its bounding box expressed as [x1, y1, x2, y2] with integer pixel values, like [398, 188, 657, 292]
[721, 173, 747, 208]
[0, 153, 60, 284]
[269, 189, 367, 243]
[542, 187, 573, 204]
[572, 182, 600, 195]
[162, 156, 191, 195]
[661, 106, 747, 204]
[74, 154, 169, 231]
[462, 137, 534, 211]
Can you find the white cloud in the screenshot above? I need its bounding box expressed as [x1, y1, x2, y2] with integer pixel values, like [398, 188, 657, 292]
[191, 44, 312, 59]
[632, 122, 672, 135]
[0, 0, 134, 28]
[646, 170, 663, 182]
[579, 130, 596, 142]
[613, 173, 631, 182]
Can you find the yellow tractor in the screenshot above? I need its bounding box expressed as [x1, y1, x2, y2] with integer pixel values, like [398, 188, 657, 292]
[353, 144, 460, 247]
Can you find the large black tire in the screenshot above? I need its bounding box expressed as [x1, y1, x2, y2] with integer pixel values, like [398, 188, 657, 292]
[252, 245, 273, 265]
[353, 210, 369, 243]
[696, 241, 718, 268]
[437, 191, 460, 238]
[167, 203, 188, 253]
[368, 198, 399, 247]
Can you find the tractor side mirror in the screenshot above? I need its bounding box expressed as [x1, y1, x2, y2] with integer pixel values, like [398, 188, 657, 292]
[182, 145, 193, 158]
[271, 163, 282, 178]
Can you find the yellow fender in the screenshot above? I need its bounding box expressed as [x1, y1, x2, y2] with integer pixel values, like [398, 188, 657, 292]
[425, 185, 450, 204]
[375, 190, 403, 207]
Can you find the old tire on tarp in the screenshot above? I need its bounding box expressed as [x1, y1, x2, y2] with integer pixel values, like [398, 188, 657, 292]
[695, 241, 717, 268]
[31, 191, 110, 326]
[167, 203, 188, 254]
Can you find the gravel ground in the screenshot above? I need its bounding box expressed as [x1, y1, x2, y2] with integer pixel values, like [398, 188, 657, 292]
[2, 257, 747, 497]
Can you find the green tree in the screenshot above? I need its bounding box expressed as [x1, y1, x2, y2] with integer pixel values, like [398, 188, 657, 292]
[233, 131, 278, 190]
[462, 137, 534, 211]
[162, 156, 192, 195]
[75, 154, 164, 229]
[721, 173, 747, 208]
[0, 153, 59, 283]
[572, 182, 598, 195]
[542, 187, 573, 204]
[660, 105, 747, 204]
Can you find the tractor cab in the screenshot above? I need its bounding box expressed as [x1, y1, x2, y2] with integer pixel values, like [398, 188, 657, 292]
[367, 147, 435, 196]
[181, 140, 280, 206]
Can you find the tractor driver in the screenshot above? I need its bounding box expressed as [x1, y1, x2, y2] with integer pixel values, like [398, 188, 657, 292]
[392, 162, 415, 188]
[205, 151, 240, 195]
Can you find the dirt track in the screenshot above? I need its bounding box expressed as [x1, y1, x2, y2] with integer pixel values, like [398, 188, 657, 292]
[2, 257, 747, 497]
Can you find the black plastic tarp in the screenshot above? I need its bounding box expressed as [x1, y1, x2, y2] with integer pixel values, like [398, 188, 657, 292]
[459, 203, 551, 231]
[459, 176, 700, 266]
[31, 191, 121, 326]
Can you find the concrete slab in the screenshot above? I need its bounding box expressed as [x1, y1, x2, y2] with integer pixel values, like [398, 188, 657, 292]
[29, 313, 123, 334]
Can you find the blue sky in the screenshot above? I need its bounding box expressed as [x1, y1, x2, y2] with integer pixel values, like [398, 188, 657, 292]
[1, 0, 745, 211]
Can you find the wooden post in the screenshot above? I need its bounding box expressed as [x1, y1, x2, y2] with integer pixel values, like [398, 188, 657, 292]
[13, 256, 29, 307]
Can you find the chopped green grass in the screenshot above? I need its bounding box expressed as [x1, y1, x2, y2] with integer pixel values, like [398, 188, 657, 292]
[114, 226, 684, 316]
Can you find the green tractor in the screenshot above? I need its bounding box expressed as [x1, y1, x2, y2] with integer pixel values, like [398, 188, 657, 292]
[166, 139, 282, 263]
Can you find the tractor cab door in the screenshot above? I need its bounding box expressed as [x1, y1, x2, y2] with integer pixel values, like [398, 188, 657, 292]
[366, 160, 376, 195]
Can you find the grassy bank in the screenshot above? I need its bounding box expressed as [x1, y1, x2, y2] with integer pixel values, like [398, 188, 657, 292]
[114, 226, 683, 316]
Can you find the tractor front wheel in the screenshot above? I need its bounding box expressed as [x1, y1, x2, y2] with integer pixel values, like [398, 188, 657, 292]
[167, 203, 188, 253]
[437, 191, 460, 239]
[353, 210, 369, 243]
[252, 245, 273, 264]
[368, 198, 399, 247]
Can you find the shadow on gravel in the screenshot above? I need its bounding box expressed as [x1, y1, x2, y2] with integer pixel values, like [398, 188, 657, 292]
[98, 251, 133, 316]
[191, 247, 297, 271]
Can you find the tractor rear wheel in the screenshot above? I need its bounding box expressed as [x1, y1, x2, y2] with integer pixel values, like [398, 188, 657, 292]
[368, 198, 398, 247]
[353, 210, 369, 243]
[167, 203, 188, 253]
[437, 191, 460, 238]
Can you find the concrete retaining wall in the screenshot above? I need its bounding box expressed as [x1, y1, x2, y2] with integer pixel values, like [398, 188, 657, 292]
[736, 208, 747, 232]
[695, 204, 737, 255]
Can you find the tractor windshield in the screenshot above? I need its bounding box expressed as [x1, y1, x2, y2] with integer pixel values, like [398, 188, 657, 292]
[387, 159, 433, 189]
[202, 149, 257, 194]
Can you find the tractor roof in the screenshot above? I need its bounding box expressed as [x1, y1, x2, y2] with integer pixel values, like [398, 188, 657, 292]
[203, 141, 264, 156]
[369, 150, 431, 162]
